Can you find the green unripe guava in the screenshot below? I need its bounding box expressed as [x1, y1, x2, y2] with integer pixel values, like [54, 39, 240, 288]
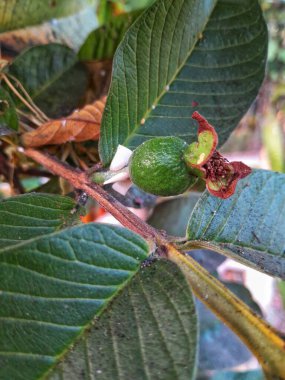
[129, 137, 196, 196]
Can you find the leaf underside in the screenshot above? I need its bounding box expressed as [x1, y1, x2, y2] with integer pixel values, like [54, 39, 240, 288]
[48, 260, 198, 380]
[187, 170, 285, 279]
[0, 223, 148, 380]
[99, 0, 267, 165]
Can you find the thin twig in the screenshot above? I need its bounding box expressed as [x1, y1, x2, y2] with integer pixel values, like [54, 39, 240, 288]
[17, 108, 42, 127]
[2, 75, 46, 124]
[24, 148, 159, 241]
[7, 74, 49, 122]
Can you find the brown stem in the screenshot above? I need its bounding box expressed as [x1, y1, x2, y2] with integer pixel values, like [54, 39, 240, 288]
[24, 148, 159, 241]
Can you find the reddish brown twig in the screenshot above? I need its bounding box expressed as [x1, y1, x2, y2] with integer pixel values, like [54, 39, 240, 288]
[24, 148, 159, 241]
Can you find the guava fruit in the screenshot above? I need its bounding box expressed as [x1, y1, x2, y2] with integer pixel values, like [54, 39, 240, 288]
[129, 137, 196, 196]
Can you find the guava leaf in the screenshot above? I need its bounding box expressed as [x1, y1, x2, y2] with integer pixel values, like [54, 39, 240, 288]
[0, 193, 77, 249]
[149, 193, 225, 272]
[48, 260, 198, 380]
[0, 223, 148, 380]
[99, 0, 267, 165]
[0, 87, 18, 135]
[0, 0, 96, 33]
[7, 44, 88, 119]
[187, 170, 285, 279]
[149, 193, 201, 237]
[78, 11, 140, 61]
[0, 6, 98, 53]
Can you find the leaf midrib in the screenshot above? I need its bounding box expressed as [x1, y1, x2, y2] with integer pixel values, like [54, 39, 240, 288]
[42, 263, 144, 379]
[123, 0, 218, 146]
[31, 58, 77, 101]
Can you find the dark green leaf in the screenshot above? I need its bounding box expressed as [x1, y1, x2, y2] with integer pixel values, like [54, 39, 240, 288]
[0, 223, 148, 380]
[78, 11, 140, 61]
[8, 44, 88, 118]
[187, 170, 285, 279]
[0, 0, 96, 32]
[0, 87, 18, 135]
[0, 193, 77, 249]
[99, 0, 267, 165]
[187, 250, 225, 273]
[49, 260, 198, 380]
[148, 193, 201, 237]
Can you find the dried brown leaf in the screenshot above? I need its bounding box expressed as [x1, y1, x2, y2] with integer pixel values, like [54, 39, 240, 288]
[22, 97, 106, 147]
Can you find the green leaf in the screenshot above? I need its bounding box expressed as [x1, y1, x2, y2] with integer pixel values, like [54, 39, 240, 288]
[187, 170, 285, 279]
[149, 193, 225, 272]
[149, 193, 201, 237]
[0, 0, 96, 33]
[108, 0, 154, 13]
[0, 6, 98, 53]
[48, 260, 198, 380]
[0, 223, 148, 380]
[262, 112, 285, 173]
[78, 11, 140, 61]
[99, 0, 268, 165]
[7, 44, 88, 118]
[123, 0, 154, 12]
[0, 193, 77, 249]
[0, 87, 18, 135]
